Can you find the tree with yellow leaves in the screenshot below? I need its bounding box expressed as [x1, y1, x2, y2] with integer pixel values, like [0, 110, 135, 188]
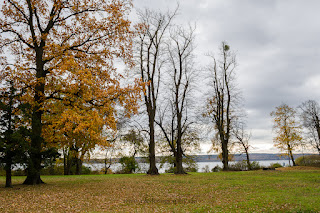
[271, 104, 303, 166]
[0, 0, 140, 184]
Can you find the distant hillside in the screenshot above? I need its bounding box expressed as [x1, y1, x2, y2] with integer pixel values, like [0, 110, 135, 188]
[191, 153, 314, 162]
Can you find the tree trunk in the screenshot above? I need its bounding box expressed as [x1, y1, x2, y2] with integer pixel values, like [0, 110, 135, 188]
[24, 50, 45, 185]
[63, 153, 67, 175]
[75, 158, 82, 175]
[64, 154, 72, 175]
[23, 108, 44, 185]
[289, 149, 296, 166]
[104, 158, 111, 174]
[5, 156, 12, 188]
[316, 126, 320, 155]
[175, 144, 186, 174]
[175, 112, 186, 174]
[147, 110, 159, 175]
[245, 148, 251, 170]
[222, 141, 229, 171]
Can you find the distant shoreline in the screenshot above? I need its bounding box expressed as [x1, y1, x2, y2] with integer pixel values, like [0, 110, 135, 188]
[85, 153, 316, 164]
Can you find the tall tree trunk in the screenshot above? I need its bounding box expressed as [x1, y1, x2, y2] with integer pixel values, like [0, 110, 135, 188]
[147, 111, 159, 175]
[24, 50, 45, 185]
[147, 128, 159, 175]
[222, 140, 229, 171]
[5, 156, 12, 188]
[23, 106, 44, 184]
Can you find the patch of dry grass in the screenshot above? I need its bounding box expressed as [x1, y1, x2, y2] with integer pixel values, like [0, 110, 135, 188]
[0, 170, 319, 212]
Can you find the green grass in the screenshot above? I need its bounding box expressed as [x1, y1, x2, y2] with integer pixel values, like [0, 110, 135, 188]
[0, 170, 319, 212]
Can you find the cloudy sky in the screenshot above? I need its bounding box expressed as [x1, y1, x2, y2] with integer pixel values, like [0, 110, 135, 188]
[131, 0, 320, 153]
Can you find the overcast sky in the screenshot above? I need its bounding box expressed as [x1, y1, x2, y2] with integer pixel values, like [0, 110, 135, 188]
[131, 0, 320, 154]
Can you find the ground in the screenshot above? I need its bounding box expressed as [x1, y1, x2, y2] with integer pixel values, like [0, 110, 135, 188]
[0, 169, 319, 212]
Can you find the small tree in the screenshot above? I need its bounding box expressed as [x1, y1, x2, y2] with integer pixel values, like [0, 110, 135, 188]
[121, 129, 147, 158]
[271, 104, 303, 166]
[116, 129, 147, 174]
[0, 80, 29, 187]
[233, 122, 252, 170]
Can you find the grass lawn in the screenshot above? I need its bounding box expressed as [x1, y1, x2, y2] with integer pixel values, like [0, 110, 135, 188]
[0, 169, 319, 212]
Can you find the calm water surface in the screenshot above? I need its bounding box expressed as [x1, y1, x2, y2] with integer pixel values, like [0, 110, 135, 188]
[84, 160, 290, 173]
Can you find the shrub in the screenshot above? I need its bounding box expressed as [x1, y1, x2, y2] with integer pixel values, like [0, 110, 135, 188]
[250, 161, 261, 170]
[185, 167, 198, 173]
[229, 160, 261, 171]
[269, 163, 283, 169]
[165, 167, 175, 173]
[212, 165, 221, 172]
[159, 155, 198, 173]
[0, 167, 5, 176]
[229, 160, 248, 171]
[295, 155, 320, 167]
[119, 156, 139, 174]
[202, 165, 210, 173]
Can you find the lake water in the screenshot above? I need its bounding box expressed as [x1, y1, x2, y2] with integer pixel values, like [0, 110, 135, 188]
[84, 160, 290, 173]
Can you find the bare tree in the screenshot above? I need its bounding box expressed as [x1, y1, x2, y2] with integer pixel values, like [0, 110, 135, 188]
[155, 24, 197, 174]
[203, 42, 239, 171]
[299, 100, 320, 155]
[135, 7, 178, 175]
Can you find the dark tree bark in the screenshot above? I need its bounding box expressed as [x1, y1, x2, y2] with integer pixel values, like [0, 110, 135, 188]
[146, 106, 158, 175]
[5, 156, 12, 188]
[288, 144, 296, 166]
[23, 47, 46, 185]
[245, 147, 251, 170]
[75, 158, 82, 175]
